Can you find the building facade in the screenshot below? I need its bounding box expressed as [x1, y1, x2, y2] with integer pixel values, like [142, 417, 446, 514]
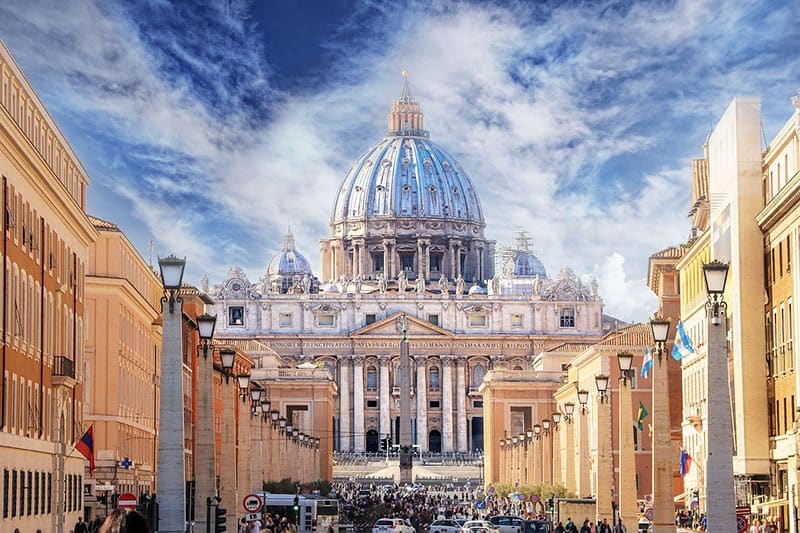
[0, 39, 97, 532]
[208, 75, 605, 457]
[83, 215, 162, 518]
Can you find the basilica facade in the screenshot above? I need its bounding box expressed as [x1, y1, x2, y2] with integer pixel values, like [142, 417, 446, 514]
[207, 74, 605, 454]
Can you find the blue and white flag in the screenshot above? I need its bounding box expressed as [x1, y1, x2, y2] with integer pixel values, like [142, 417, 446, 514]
[641, 347, 653, 379]
[671, 320, 695, 361]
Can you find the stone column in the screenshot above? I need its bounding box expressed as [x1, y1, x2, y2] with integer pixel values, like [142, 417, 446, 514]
[595, 395, 613, 526]
[383, 239, 393, 278]
[219, 381, 237, 525]
[379, 355, 391, 441]
[652, 350, 675, 533]
[705, 310, 737, 532]
[499, 442, 506, 484]
[416, 357, 428, 451]
[578, 408, 591, 497]
[194, 345, 216, 533]
[565, 419, 576, 493]
[455, 243, 462, 279]
[339, 358, 351, 452]
[456, 360, 467, 451]
[449, 242, 456, 279]
[353, 358, 365, 450]
[552, 426, 561, 488]
[250, 413, 263, 492]
[157, 298, 186, 533]
[423, 240, 431, 280]
[442, 357, 454, 452]
[533, 436, 542, 484]
[526, 437, 534, 485]
[619, 377, 637, 529]
[476, 245, 484, 282]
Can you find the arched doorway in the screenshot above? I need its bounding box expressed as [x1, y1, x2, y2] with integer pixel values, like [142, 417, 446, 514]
[366, 430, 379, 452]
[471, 417, 484, 451]
[429, 430, 442, 453]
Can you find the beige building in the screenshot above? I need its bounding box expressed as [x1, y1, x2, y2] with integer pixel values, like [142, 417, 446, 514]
[0, 39, 97, 532]
[755, 93, 800, 527]
[83, 216, 162, 514]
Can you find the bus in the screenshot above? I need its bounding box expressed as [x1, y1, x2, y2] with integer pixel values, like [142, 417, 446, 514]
[256, 493, 337, 533]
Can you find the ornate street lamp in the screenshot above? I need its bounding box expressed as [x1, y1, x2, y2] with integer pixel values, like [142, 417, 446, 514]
[617, 352, 634, 385]
[271, 411, 280, 429]
[552, 412, 562, 430]
[577, 390, 589, 414]
[158, 255, 185, 312]
[196, 314, 217, 358]
[703, 260, 729, 325]
[533, 424, 542, 440]
[649, 316, 671, 362]
[541, 419, 551, 436]
[595, 374, 610, 402]
[563, 402, 576, 422]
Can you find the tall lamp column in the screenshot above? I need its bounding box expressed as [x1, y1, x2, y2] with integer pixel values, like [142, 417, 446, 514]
[617, 352, 638, 529]
[194, 313, 218, 533]
[703, 261, 736, 532]
[650, 316, 674, 533]
[594, 375, 612, 527]
[157, 255, 187, 533]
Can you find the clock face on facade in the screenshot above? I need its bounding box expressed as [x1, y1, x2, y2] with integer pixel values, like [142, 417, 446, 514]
[231, 281, 242, 292]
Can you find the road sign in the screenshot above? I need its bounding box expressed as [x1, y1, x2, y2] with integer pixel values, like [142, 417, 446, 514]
[118, 492, 137, 510]
[737, 515, 748, 533]
[243, 493, 264, 513]
[644, 508, 654, 521]
[245, 513, 261, 522]
[690, 500, 699, 511]
[529, 494, 538, 504]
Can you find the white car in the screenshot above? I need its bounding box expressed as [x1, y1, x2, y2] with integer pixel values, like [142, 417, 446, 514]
[430, 519, 463, 533]
[372, 518, 415, 533]
[462, 520, 500, 533]
[487, 516, 526, 533]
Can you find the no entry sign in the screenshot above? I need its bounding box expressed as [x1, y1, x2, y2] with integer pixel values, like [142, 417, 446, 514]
[243, 493, 263, 513]
[118, 492, 137, 510]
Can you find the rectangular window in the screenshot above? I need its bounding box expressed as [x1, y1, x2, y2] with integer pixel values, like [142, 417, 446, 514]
[511, 314, 523, 327]
[26, 470, 31, 516]
[366, 399, 378, 408]
[317, 314, 335, 327]
[11, 470, 16, 518]
[279, 313, 292, 327]
[33, 472, 38, 515]
[633, 426, 639, 450]
[469, 314, 487, 327]
[473, 400, 483, 408]
[400, 253, 414, 272]
[373, 252, 384, 272]
[427, 314, 439, 326]
[47, 473, 51, 513]
[429, 400, 440, 409]
[560, 308, 576, 328]
[430, 254, 441, 272]
[228, 306, 244, 326]
[3, 469, 7, 518]
[365, 314, 377, 325]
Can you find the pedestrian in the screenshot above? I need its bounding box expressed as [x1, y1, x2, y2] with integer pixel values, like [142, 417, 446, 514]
[580, 519, 591, 533]
[75, 516, 89, 533]
[613, 518, 626, 533]
[98, 508, 151, 532]
[555, 522, 565, 533]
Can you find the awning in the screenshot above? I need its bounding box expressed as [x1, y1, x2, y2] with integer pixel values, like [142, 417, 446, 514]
[673, 489, 694, 503]
[759, 498, 789, 511]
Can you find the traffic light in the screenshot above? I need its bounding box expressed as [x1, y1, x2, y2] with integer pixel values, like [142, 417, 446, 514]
[547, 498, 554, 513]
[380, 437, 387, 451]
[215, 507, 227, 532]
[293, 494, 300, 512]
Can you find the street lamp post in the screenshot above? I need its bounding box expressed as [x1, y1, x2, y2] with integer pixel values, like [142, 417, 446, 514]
[617, 352, 637, 530]
[542, 419, 552, 484]
[194, 313, 218, 533]
[551, 412, 561, 487]
[649, 315, 675, 533]
[703, 261, 736, 532]
[563, 403, 576, 494]
[577, 390, 591, 496]
[594, 375, 613, 527]
[157, 255, 187, 533]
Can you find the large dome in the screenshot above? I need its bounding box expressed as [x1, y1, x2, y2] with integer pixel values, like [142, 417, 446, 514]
[331, 73, 484, 227]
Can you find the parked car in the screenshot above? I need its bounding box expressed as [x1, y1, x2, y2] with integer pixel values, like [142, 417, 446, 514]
[487, 515, 526, 533]
[461, 520, 500, 533]
[372, 518, 415, 533]
[430, 519, 463, 533]
[637, 518, 652, 532]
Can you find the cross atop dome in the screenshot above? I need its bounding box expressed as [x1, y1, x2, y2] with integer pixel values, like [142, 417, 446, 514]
[388, 71, 428, 138]
[282, 228, 297, 251]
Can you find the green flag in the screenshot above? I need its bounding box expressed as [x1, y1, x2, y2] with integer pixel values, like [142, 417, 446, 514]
[637, 401, 649, 430]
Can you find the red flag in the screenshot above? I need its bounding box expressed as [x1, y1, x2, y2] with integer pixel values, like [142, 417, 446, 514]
[76, 425, 95, 475]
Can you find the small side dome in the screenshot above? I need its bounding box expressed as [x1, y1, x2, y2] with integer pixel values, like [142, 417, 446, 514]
[502, 251, 547, 278]
[267, 230, 313, 276]
[320, 283, 340, 293]
[468, 285, 487, 295]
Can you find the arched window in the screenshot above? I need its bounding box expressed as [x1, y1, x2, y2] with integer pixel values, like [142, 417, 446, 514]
[429, 366, 440, 390]
[472, 364, 486, 388]
[367, 366, 377, 391]
[513, 365, 523, 371]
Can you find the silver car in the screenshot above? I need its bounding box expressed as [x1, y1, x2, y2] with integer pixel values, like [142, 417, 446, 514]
[430, 519, 463, 533]
[372, 518, 415, 533]
[462, 520, 500, 533]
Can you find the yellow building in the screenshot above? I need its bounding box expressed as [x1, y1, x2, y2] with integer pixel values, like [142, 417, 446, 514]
[755, 95, 800, 527]
[0, 39, 97, 532]
[83, 216, 162, 515]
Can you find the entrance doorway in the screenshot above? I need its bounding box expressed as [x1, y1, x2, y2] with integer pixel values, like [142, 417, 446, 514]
[366, 430, 379, 452]
[471, 417, 484, 451]
[429, 430, 442, 453]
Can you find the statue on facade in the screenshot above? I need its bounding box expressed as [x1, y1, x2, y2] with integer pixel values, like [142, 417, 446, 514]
[397, 270, 408, 293]
[532, 274, 542, 296]
[416, 275, 426, 294]
[490, 275, 501, 295]
[353, 273, 363, 294]
[377, 272, 387, 296]
[438, 273, 449, 295]
[591, 276, 599, 301]
[200, 274, 209, 294]
[455, 274, 465, 297]
[301, 273, 311, 294]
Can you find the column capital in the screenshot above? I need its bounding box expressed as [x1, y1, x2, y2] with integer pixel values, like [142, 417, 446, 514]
[351, 355, 366, 365]
[377, 354, 392, 363]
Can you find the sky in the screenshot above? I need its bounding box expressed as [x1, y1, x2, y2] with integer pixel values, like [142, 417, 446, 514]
[1, 0, 798, 323]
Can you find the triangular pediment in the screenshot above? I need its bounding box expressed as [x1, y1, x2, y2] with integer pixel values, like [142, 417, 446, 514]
[352, 312, 453, 337]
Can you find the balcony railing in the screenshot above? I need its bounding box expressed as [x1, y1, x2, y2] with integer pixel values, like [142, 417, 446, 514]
[52, 356, 76, 388]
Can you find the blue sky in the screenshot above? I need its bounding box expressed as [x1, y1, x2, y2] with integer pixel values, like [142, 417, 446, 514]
[1, 0, 798, 322]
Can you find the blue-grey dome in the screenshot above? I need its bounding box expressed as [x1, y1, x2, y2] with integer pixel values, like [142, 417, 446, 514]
[332, 136, 484, 225]
[267, 230, 313, 276]
[503, 251, 547, 278]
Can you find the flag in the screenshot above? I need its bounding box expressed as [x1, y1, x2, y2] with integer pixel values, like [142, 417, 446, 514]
[76, 425, 95, 475]
[641, 347, 653, 379]
[671, 320, 696, 361]
[679, 448, 692, 477]
[637, 401, 648, 431]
